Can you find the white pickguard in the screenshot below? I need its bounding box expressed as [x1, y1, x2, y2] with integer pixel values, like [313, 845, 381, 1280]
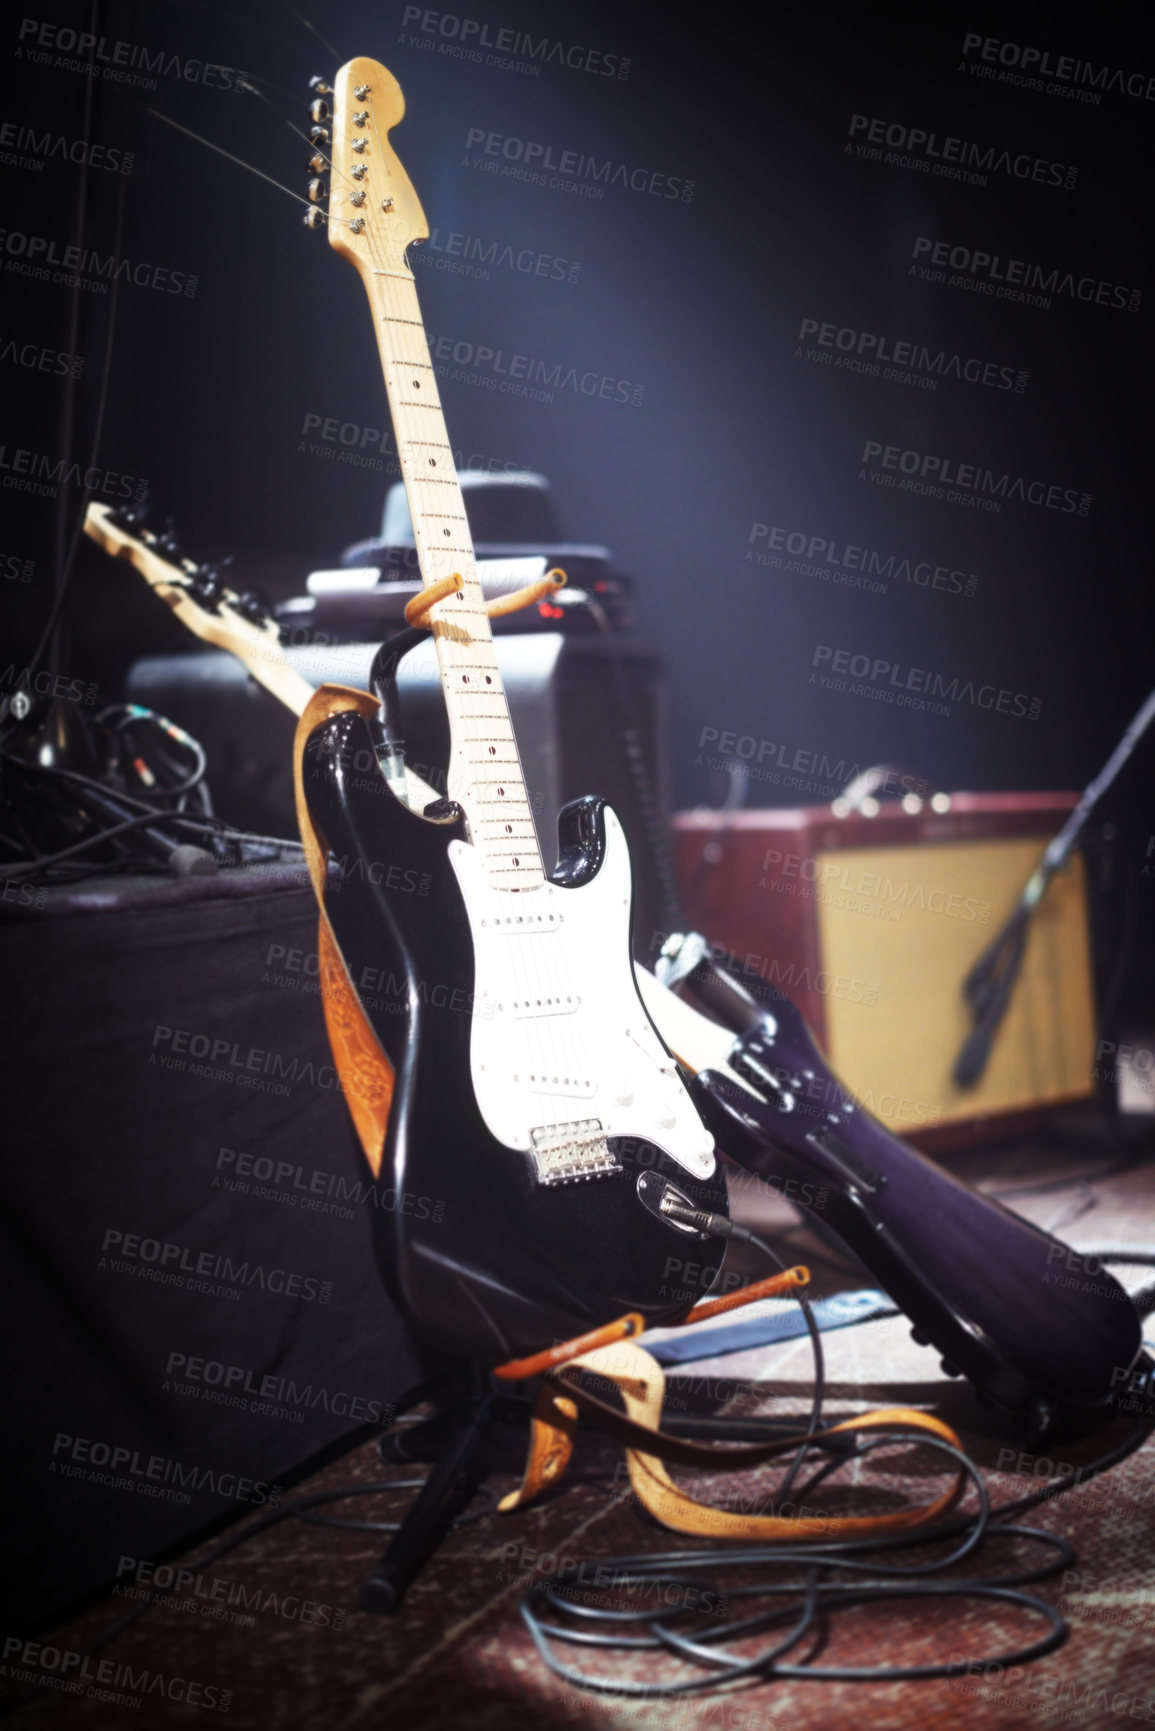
[448, 807, 716, 1181]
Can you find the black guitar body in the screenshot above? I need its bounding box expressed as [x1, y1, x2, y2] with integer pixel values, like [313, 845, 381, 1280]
[682, 958, 1142, 1427]
[303, 711, 729, 1362]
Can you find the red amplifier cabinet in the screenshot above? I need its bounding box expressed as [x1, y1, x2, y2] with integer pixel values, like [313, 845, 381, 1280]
[672, 794, 1096, 1152]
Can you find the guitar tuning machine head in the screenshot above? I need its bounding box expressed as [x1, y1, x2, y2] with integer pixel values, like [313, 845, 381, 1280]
[155, 522, 183, 562]
[307, 178, 328, 205]
[234, 589, 269, 627]
[308, 151, 328, 174]
[303, 208, 325, 230]
[308, 76, 332, 95]
[109, 498, 150, 531]
[309, 98, 329, 123]
[188, 564, 224, 613]
[308, 123, 330, 145]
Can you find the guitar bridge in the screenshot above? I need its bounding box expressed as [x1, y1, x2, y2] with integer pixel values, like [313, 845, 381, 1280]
[530, 1120, 621, 1187]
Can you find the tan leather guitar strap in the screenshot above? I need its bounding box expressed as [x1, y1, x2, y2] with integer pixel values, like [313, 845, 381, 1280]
[292, 686, 395, 1179]
[501, 1340, 965, 1541]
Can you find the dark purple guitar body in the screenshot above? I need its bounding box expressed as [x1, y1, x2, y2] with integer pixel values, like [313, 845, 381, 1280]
[680, 954, 1142, 1429]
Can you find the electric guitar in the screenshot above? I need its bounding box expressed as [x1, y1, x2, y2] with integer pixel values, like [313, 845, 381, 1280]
[292, 57, 730, 1360]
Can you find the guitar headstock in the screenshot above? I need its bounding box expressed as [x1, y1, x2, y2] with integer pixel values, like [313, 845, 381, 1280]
[84, 502, 280, 665]
[303, 58, 428, 276]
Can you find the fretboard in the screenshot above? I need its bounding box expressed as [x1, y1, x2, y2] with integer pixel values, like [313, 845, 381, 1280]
[360, 253, 543, 887]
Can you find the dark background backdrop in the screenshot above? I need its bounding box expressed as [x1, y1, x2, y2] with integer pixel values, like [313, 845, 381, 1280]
[2, 0, 1152, 813]
[2, 0, 1154, 1636]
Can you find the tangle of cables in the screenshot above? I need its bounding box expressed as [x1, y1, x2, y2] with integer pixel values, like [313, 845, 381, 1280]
[516, 1231, 1154, 1698]
[0, 703, 303, 883]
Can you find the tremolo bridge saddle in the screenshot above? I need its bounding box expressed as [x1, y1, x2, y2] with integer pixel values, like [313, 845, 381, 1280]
[529, 1120, 621, 1186]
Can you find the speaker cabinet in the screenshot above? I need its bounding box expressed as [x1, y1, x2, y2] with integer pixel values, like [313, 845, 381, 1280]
[673, 794, 1096, 1151]
[128, 633, 677, 958]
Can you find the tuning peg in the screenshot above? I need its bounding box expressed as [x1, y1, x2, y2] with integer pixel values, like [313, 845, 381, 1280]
[307, 178, 327, 205]
[308, 76, 331, 95]
[308, 124, 330, 145]
[308, 151, 327, 174]
[303, 208, 325, 230]
[188, 563, 224, 612]
[309, 98, 329, 123]
[109, 498, 150, 531]
[234, 588, 271, 627]
[155, 520, 183, 562]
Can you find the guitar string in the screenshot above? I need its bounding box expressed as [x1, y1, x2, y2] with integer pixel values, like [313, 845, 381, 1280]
[144, 107, 323, 214]
[286, 117, 365, 202]
[370, 271, 533, 866]
[354, 119, 542, 882]
[397, 332, 538, 873]
[349, 85, 627, 1120]
[361, 85, 537, 867]
[359, 242, 580, 1091]
[360, 288, 571, 1132]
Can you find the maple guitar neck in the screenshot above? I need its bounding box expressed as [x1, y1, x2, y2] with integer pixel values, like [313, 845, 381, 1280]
[326, 57, 542, 888]
[83, 503, 315, 717]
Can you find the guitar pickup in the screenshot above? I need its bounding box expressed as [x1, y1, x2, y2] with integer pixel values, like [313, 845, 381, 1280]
[529, 1120, 621, 1186]
[507, 990, 578, 1019]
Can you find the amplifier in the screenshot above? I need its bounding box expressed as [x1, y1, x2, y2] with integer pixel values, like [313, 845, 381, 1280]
[127, 634, 679, 958]
[672, 794, 1097, 1151]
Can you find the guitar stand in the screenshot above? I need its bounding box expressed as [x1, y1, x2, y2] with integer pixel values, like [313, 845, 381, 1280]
[357, 1315, 653, 1614]
[358, 1277, 808, 1612]
[359, 1361, 512, 1613]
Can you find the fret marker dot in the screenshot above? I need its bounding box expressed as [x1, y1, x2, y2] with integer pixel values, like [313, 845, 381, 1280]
[512, 857, 519, 866]
[488, 746, 495, 755]
[412, 380, 421, 389]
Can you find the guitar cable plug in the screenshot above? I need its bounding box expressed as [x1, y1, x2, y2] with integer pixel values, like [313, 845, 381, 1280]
[659, 1195, 753, 1242]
